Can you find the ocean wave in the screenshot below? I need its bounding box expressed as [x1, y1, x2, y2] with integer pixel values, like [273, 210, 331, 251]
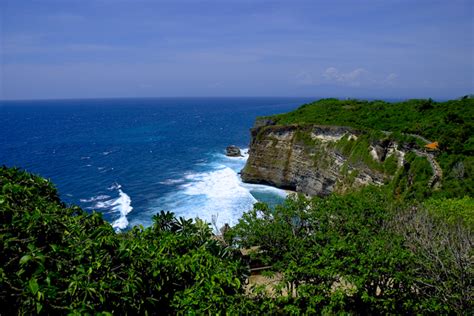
[242, 182, 288, 198]
[80, 194, 111, 203]
[181, 166, 250, 198]
[132, 148, 285, 230]
[159, 178, 185, 185]
[93, 199, 116, 209]
[98, 167, 114, 173]
[152, 166, 257, 229]
[108, 183, 122, 190]
[81, 184, 133, 231]
[111, 188, 133, 230]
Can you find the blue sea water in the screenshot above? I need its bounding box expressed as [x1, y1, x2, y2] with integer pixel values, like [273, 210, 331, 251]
[0, 97, 314, 230]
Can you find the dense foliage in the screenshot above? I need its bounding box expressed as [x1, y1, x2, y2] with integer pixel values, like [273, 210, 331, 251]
[2, 167, 472, 314]
[228, 189, 473, 314]
[271, 97, 473, 155]
[0, 167, 248, 314]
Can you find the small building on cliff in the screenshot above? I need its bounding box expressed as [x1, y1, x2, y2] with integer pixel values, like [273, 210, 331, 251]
[424, 141, 439, 151]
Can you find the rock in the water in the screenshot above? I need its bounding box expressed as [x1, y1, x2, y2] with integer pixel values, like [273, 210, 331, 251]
[226, 145, 242, 157]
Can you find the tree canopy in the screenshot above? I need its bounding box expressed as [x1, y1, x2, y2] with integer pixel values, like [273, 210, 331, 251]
[1, 167, 472, 314]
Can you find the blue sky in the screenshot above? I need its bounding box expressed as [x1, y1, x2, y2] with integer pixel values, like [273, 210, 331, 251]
[1, 0, 472, 100]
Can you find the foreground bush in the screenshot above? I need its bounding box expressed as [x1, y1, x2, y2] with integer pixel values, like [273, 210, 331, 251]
[0, 167, 247, 314]
[228, 188, 473, 314]
[1, 167, 472, 314]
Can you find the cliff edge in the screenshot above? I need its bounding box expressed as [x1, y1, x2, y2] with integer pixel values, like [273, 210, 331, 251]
[241, 119, 405, 196]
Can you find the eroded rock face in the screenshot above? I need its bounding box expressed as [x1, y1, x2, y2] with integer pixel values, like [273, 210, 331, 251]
[241, 122, 401, 196]
[226, 145, 242, 157]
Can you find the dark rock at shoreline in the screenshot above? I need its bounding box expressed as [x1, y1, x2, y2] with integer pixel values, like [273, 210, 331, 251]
[226, 145, 242, 157]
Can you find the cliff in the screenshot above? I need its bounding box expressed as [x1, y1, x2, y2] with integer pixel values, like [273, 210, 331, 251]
[241, 119, 405, 196]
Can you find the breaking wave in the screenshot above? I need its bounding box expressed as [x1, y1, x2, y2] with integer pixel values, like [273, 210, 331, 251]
[81, 183, 133, 231]
[142, 148, 287, 230]
[111, 188, 133, 231]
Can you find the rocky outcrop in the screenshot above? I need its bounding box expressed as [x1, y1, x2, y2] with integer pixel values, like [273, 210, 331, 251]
[226, 145, 242, 157]
[241, 121, 405, 196]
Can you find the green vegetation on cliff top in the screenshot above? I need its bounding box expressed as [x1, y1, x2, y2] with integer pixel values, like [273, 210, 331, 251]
[261, 97, 473, 199]
[270, 97, 473, 155]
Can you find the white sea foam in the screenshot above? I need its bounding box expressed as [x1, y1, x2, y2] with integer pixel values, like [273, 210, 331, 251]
[98, 167, 114, 173]
[94, 199, 116, 209]
[158, 166, 257, 229]
[219, 148, 250, 161]
[108, 183, 122, 190]
[182, 166, 253, 199]
[81, 184, 133, 230]
[80, 195, 110, 203]
[159, 178, 185, 185]
[111, 189, 133, 230]
[146, 148, 287, 230]
[242, 182, 288, 198]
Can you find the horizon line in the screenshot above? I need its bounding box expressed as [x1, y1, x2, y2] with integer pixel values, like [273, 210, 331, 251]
[0, 95, 458, 103]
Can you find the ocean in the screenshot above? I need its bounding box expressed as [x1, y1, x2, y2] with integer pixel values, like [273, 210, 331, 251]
[0, 97, 314, 231]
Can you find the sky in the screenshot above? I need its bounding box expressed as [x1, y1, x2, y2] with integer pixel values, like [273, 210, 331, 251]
[0, 0, 473, 100]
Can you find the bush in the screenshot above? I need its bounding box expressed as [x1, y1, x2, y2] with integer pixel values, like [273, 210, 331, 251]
[229, 186, 473, 314]
[0, 167, 247, 314]
[2, 167, 472, 314]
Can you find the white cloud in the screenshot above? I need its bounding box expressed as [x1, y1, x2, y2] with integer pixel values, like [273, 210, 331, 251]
[294, 67, 399, 89]
[323, 67, 369, 86]
[383, 73, 398, 85]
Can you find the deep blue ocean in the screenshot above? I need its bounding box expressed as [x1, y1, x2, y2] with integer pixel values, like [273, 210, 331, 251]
[0, 97, 314, 230]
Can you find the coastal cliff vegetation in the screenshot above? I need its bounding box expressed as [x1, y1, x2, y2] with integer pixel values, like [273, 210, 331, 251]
[1, 97, 473, 314]
[243, 97, 473, 198]
[270, 97, 472, 156]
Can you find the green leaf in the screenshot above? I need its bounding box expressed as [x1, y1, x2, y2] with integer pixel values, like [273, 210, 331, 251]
[29, 278, 39, 295]
[36, 302, 43, 313]
[19, 255, 32, 265]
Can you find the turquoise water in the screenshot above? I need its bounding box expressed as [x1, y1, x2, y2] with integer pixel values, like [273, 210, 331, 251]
[0, 97, 313, 230]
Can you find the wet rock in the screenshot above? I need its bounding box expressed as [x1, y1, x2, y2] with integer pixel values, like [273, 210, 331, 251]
[226, 145, 242, 157]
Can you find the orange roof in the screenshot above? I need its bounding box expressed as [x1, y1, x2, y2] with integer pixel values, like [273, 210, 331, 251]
[425, 142, 439, 150]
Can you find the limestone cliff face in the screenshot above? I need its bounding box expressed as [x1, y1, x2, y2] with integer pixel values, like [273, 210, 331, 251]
[241, 119, 404, 196]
